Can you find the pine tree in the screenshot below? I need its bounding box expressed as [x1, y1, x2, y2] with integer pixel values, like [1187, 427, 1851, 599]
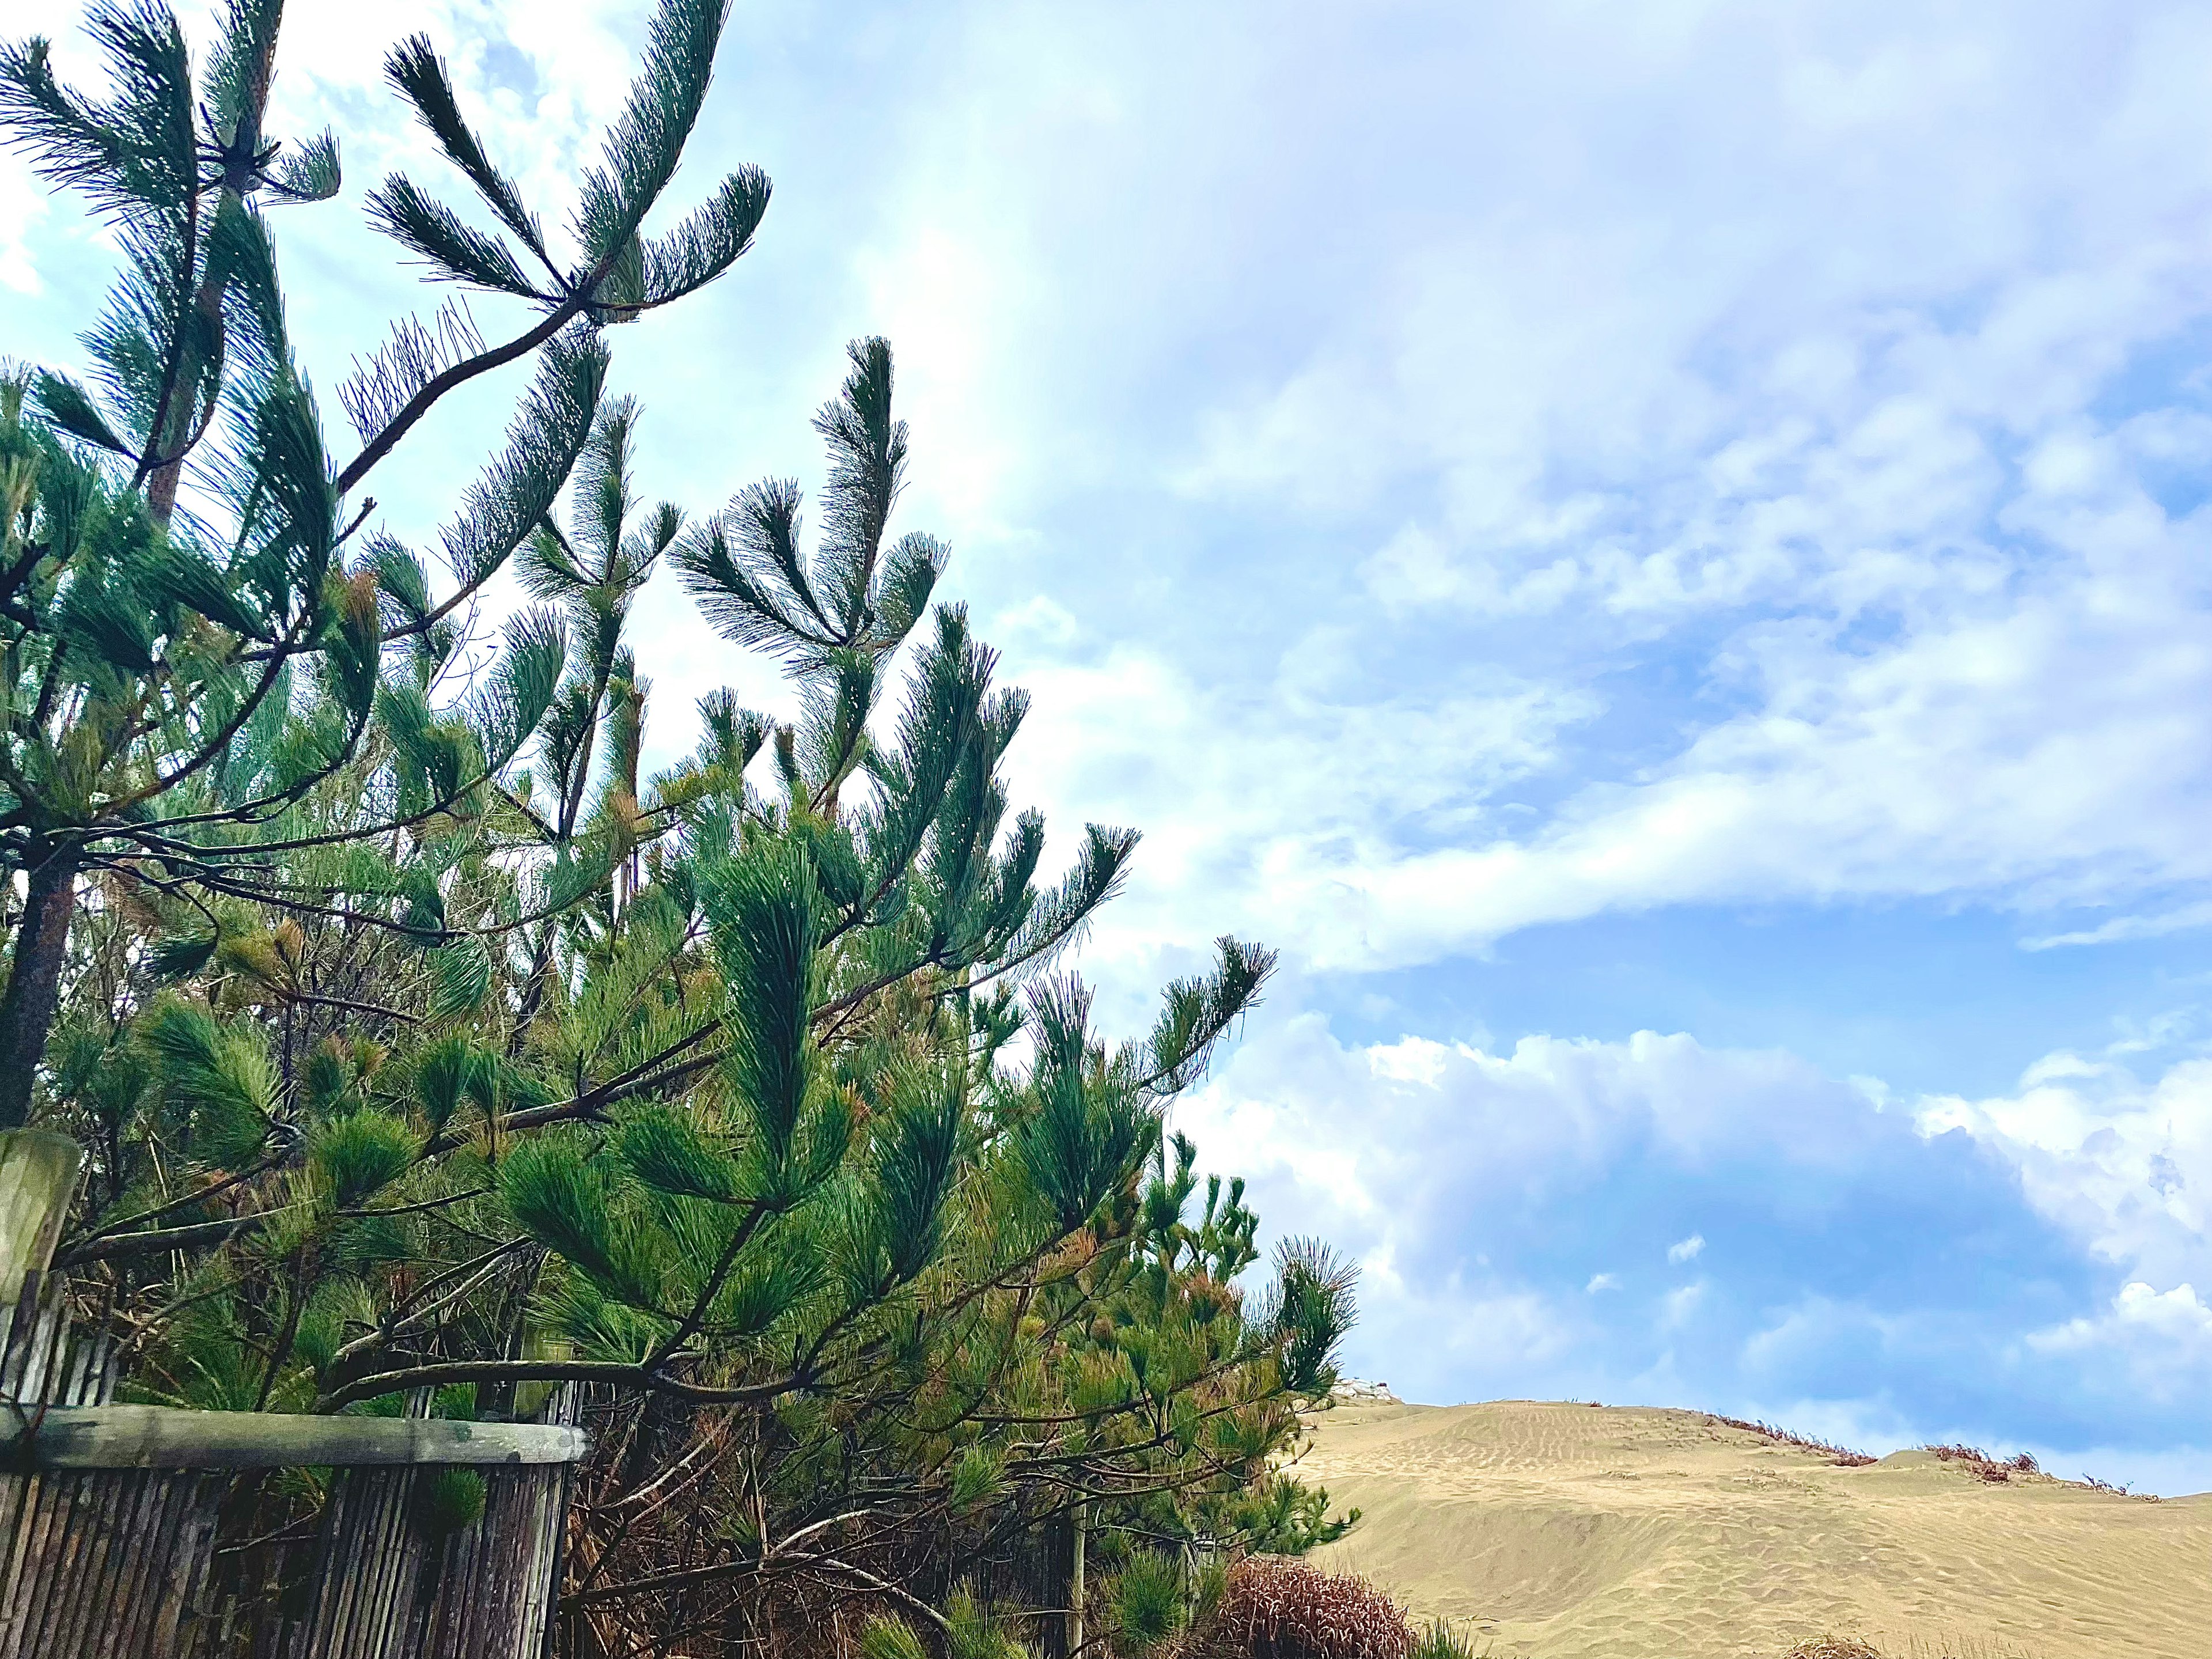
[12, 8, 1359, 1647]
[0, 0, 766, 1124]
[40, 339, 1353, 1650]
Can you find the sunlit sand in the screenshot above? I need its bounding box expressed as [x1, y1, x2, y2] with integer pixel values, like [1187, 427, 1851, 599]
[1301, 1400, 2209, 1659]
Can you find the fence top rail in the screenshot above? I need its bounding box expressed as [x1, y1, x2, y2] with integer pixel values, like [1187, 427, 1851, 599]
[9, 1404, 589, 1469]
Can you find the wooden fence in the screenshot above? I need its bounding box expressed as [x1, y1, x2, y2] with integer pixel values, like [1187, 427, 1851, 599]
[0, 1130, 588, 1658]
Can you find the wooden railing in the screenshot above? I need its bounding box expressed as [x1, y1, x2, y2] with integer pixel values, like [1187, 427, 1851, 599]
[0, 1130, 587, 1658]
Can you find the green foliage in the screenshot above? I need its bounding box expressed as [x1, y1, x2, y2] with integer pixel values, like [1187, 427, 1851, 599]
[309, 1109, 420, 1207]
[858, 1618, 929, 1659]
[1230, 1473, 1359, 1554]
[1017, 979, 1160, 1233]
[948, 1442, 1004, 1510]
[410, 1036, 491, 1132]
[500, 1133, 656, 1308]
[143, 999, 276, 1168]
[620, 1107, 737, 1202]
[0, 0, 764, 1134]
[427, 938, 495, 1021]
[1270, 1237, 1361, 1398]
[1110, 1551, 1187, 1657]
[1410, 1622, 1483, 1659]
[944, 1588, 1031, 1659]
[414, 1467, 487, 1537]
[707, 838, 844, 1210]
[125, 1273, 266, 1412]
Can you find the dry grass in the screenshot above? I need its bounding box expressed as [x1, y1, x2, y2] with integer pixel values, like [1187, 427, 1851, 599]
[1782, 1637, 2043, 1659]
[1704, 1414, 1877, 1467]
[2071, 1471, 2158, 1501]
[1184, 1556, 1415, 1659]
[1923, 1444, 2160, 1501]
[1923, 1444, 2033, 1483]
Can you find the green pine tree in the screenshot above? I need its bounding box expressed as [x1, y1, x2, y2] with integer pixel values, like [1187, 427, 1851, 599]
[12, 8, 1360, 1647]
[0, 0, 767, 1125]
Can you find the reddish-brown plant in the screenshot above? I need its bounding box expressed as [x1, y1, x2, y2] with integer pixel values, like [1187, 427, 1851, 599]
[1187, 1557, 1414, 1659]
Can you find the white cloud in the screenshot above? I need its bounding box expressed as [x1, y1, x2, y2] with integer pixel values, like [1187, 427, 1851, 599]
[988, 642, 1597, 1009]
[800, 0, 2212, 978]
[1291, 542, 2212, 965]
[2032, 1280, 2212, 1355]
[1919, 1052, 2212, 1291]
[993, 415, 2212, 974]
[1660, 1281, 1708, 1331]
[2024, 1282, 2212, 1413]
[1177, 1006, 2212, 1474]
[2022, 899, 2212, 950]
[0, 155, 45, 295]
[1173, 1012, 1919, 1403]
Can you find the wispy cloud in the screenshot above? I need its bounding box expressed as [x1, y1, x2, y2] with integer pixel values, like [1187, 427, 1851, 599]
[2023, 900, 2212, 950]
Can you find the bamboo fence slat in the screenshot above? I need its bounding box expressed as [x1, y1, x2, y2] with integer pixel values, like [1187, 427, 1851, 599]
[0, 1128, 589, 1657]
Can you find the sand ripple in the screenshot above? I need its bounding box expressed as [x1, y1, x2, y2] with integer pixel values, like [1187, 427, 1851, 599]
[1302, 1402, 2207, 1659]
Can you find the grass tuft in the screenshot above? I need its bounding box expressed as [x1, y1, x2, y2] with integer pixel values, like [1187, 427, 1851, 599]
[1409, 1618, 1484, 1659]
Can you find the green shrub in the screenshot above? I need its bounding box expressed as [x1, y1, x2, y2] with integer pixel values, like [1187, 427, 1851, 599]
[1111, 1551, 1187, 1656]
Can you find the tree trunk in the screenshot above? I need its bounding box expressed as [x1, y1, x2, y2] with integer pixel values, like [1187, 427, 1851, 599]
[0, 849, 77, 1130]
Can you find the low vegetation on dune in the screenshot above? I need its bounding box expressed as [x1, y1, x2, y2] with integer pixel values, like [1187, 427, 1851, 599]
[1182, 1556, 1416, 1659]
[1701, 1414, 1878, 1468]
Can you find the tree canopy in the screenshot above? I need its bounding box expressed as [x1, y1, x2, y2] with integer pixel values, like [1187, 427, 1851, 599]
[1, 4, 1357, 1653]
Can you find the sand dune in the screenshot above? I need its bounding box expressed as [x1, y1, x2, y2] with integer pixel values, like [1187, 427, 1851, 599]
[1300, 1401, 2210, 1659]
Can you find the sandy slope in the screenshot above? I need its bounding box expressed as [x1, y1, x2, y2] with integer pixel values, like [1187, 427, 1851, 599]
[1300, 1401, 2210, 1659]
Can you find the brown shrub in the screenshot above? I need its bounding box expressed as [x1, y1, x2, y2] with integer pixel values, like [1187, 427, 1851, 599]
[1185, 1557, 1414, 1659]
[1925, 1444, 2016, 1483]
[2077, 1471, 2160, 1501]
[1925, 1442, 1994, 1466]
[1705, 1414, 1877, 1467]
[1781, 1640, 1884, 1659]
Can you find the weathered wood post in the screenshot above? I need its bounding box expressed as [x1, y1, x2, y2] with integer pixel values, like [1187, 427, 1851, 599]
[0, 1129, 84, 1402]
[0, 1129, 81, 1305]
[1068, 1502, 1085, 1657]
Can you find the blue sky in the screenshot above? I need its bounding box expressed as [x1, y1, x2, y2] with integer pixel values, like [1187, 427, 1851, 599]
[9, 0, 2212, 1491]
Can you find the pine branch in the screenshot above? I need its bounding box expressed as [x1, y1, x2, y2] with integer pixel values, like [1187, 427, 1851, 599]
[365, 173, 544, 298]
[336, 299, 486, 444]
[382, 35, 554, 275]
[569, 0, 733, 263]
[635, 165, 770, 305]
[335, 288, 607, 496]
